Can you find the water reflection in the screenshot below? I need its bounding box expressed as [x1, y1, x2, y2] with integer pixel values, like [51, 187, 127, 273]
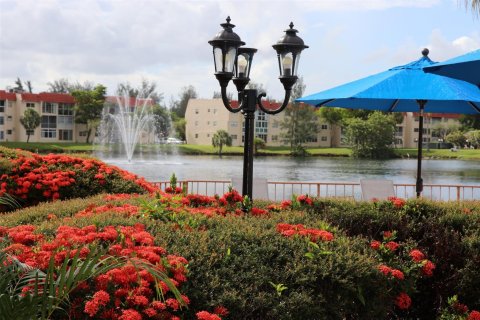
[104, 155, 480, 186]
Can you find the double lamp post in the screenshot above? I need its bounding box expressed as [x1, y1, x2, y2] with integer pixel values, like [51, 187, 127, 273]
[208, 17, 308, 201]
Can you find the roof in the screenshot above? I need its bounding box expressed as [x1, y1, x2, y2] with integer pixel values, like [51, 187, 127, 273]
[0, 90, 17, 101]
[21, 92, 75, 103]
[105, 96, 155, 107]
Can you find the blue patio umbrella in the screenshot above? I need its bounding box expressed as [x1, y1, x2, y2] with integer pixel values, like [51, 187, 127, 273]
[298, 49, 480, 197]
[423, 49, 480, 86]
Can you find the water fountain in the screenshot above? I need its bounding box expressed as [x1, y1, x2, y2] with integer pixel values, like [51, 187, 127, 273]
[95, 89, 158, 162]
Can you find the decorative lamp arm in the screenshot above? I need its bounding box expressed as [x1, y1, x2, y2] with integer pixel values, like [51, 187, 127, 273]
[257, 90, 292, 115]
[216, 72, 243, 113]
[257, 76, 297, 115]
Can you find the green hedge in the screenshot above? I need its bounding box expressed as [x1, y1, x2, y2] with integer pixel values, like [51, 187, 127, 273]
[309, 198, 480, 318]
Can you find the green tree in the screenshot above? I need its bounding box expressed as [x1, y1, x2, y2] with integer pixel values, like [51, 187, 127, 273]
[345, 111, 396, 158]
[47, 79, 94, 93]
[431, 123, 460, 141]
[280, 77, 318, 155]
[445, 130, 467, 148]
[152, 105, 171, 140]
[254, 137, 266, 154]
[171, 85, 197, 118]
[71, 85, 106, 143]
[459, 114, 480, 130]
[465, 130, 480, 148]
[318, 107, 343, 147]
[173, 117, 186, 141]
[212, 129, 232, 155]
[117, 79, 164, 104]
[19, 109, 41, 143]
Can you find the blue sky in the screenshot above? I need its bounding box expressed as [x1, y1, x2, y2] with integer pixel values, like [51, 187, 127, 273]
[0, 0, 478, 104]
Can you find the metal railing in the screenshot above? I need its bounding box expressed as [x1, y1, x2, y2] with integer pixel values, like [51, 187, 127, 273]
[151, 180, 480, 202]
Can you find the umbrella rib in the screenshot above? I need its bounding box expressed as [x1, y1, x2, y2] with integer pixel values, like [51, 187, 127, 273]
[468, 101, 480, 113]
[317, 99, 335, 107]
[388, 100, 400, 112]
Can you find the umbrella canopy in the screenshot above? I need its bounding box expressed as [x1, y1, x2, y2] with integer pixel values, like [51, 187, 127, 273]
[297, 49, 480, 198]
[423, 49, 480, 86]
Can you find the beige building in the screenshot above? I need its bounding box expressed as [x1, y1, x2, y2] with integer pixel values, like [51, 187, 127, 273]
[185, 98, 461, 148]
[0, 90, 85, 143]
[185, 99, 341, 147]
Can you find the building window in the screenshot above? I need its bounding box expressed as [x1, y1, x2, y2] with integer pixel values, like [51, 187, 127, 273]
[208, 109, 210, 112]
[321, 124, 328, 130]
[195, 109, 199, 114]
[26, 102, 35, 108]
[41, 115, 57, 138]
[414, 128, 419, 132]
[26, 129, 34, 135]
[79, 131, 88, 137]
[213, 109, 217, 114]
[257, 134, 267, 142]
[42, 102, 57, 114]
[7, 116, 12, 121]
[58, 103, 74, 115]
[396, 126, 403, 136]
[271, 135, 278, 141]
[0, 117, 4, 125]
[0, 131, 3, 140]
[207, 121, 210, 125]
[230, 121, 238, 127]
[213, 121, 217, 126]
[195, 133, 198, 138]
[59, 129, 73, 141]
[272, 121, 279, 128]
[58, 116, 73, 125]
[207, 133, 210, 137]
[231, 134, 237, 140]
[321, 136, 328, 141]
[0, 100, 4, 113]
[7, 130, 12, 135]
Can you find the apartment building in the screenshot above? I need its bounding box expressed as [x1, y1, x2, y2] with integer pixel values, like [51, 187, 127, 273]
[185, 99, 461, 148]
[185, 99, 341, 147]
[0, 90, 89, 143]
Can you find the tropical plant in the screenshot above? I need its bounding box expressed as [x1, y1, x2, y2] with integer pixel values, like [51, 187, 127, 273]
[212, 129, 232, 155]
[253, 137, 266, 154]
[19, 108, 41, 143]
[345, 111, 396, 158]
[446, 130, 467, 148]
[280, 77, 318, 154]
[71, 84, 106, 143]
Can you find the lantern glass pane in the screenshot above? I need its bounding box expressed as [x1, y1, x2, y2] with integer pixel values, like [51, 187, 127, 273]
[214, 48, 223, 72]
[293, 53, 301, 76]
[281, 52, 293, 77]
[237, 54, 248, 78]
[225, 47, 236, 72]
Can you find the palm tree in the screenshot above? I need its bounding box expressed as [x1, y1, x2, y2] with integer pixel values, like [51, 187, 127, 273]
[463, 0, 480, 16]
[212, 129, 232, 156]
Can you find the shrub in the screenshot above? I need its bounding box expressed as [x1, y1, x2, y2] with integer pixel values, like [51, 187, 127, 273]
[0, 146, 158, 210]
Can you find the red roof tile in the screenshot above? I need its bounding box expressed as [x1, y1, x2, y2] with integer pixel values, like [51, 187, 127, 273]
[38, 92, 75, 103]
[0, 90, 17, 101]
[106, 96, 154, 107]
[230, 100, 282, 111]
[21, 93, 42, 102]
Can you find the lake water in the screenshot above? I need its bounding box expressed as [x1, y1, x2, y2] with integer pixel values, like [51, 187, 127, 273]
[103, 154, 480, 186]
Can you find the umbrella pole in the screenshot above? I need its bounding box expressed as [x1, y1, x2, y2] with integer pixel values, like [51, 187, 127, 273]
[416, 100, 427, 198]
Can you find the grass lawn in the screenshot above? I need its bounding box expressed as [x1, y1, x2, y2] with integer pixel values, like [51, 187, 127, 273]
[2, 141, 479, 159]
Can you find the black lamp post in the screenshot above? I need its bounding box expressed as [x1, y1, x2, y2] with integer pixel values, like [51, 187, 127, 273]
[208, 17, 308, 202]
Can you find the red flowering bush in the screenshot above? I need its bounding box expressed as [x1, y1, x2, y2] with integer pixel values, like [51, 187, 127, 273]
[276, 223, 334, 242]
[439, 296, 480, 320]
[0, 147, 158, 209]
[1, 223, 192, 319]
[369, 230, 436, 314]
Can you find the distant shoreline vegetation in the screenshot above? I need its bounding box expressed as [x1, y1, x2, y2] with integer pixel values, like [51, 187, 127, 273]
[1, 142, 479, 160]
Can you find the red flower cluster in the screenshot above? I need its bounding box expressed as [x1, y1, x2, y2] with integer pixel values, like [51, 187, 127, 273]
[1, 223, 193, 319]
[219, 189, 243, 206]
[251, 207, 268, 216]
[75, 203, 140, 218]
[387, 196, 406, 209]
[469, 310, 480, 320]
[276, 223, 334, 242]
[165, 186, 183, 194]
[395, 292, 412, 310]
[0, 151, 158, 207]
[296, 194, 313, 206]
[377, 264, 405, 280]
